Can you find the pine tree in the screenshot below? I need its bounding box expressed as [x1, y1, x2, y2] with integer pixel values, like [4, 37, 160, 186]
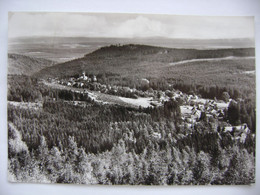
[47, 146, 65, 183]
[38, 135, 49, 167]
[76, 148, 96, 184]
[65, 136, 79, 165]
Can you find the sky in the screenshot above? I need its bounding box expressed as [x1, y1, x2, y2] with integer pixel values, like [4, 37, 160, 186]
[8, 12, 255, 39]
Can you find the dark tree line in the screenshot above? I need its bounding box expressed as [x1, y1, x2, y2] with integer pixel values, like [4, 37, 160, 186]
[227, 99, 256, 132]
[8, 96, 255, 184]
[7, 75, 255, 184]
[8, 101, 255, 184]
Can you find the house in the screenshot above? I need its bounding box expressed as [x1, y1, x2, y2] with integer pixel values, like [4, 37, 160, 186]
[224, 126, 233, 132]
[82, 72, 88, 80]
[93, 75, 97, 82]
[141, 78, 149, 89]
[234, 123, 249, 132]
[217, 110, 225, 120]
[186, 117, 196, 124]
[224, 123, 250, 143]
[78, 72, 88, 81]
[186, 123, 193, 128]
[165, 90, 173, 97]
[122, 87, 132, 93]
[69, 77, 76, 82]
[151, 132, 161, 139]
[210, 109, 218, 116]
[239, 132, 248, 143]
[206, 113, 213, 120]
[180, 105, 193, 117]
[198, 104, 205, 110]
[191, 109, 201, 120]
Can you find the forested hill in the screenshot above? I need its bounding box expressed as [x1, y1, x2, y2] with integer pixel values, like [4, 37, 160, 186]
[88, 44, 254, 59]
[34, 44, 255, 79]
[8, 53, 55, 76]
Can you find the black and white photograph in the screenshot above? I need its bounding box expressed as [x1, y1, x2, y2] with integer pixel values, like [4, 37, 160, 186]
[7, 12, 256, 185]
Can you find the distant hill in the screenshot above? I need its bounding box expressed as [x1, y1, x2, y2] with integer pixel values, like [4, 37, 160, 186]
[8, 53, 55, 76]
[34, 44, 255, 79]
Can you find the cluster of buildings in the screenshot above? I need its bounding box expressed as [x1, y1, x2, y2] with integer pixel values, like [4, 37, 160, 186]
[178, 93, 250, 143]
[180, 98, 227, 124]
[47, 73, 251, 143]
[56, 73, 172, 100]
[58, 72, 97, 87]
[224, 123, 250, 143]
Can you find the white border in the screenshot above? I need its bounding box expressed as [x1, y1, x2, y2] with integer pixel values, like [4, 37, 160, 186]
[1, 0, 259, 195]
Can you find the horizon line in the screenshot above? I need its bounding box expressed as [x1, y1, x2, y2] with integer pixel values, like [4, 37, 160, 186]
[8, 35, 255, 41]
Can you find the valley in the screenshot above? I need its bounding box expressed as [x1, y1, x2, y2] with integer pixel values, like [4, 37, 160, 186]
[7, 42, 256, 185]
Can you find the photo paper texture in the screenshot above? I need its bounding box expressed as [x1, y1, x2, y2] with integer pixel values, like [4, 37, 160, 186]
[8, 12, 255, 185]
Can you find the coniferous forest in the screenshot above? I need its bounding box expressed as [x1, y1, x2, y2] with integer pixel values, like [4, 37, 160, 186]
[7, 59, 255, 185]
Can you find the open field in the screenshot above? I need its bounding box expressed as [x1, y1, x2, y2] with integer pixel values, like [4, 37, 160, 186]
[42, 80, 154, 108]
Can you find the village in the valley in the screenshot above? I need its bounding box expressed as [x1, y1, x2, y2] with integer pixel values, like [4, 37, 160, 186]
[44, 71, 251, 144]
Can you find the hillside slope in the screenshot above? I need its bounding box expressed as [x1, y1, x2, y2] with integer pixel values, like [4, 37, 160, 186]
[8, 53, 55, 76]
[34, 44, 255, 79]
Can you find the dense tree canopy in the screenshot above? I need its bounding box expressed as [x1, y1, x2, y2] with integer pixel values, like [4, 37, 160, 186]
[7, 74, 255, 185]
